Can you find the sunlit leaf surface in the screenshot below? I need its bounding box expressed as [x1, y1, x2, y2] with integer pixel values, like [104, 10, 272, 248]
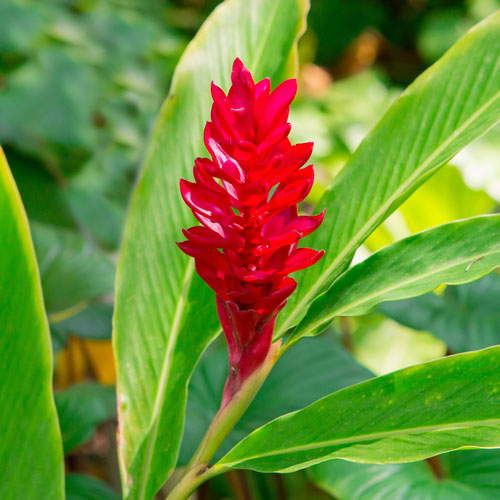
[277, 11, 500, 337]
[217, 346, 500, 473]
[294, 215, 500, 339]
[113, 1, 309, 498]
[0, 149, 64, 499]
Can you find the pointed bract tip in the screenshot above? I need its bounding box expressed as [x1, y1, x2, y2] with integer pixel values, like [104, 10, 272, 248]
[231, 57, 254, 87]
[232, 57, 244, 71]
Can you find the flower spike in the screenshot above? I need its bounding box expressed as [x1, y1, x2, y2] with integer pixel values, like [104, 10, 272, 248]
[178, 58, 325, 407]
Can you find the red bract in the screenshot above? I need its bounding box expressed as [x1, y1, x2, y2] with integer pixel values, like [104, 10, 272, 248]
[178, 58, 325, 407]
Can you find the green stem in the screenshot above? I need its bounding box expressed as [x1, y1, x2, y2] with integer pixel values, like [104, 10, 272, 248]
[166, 463, 227, 500]
[165, 341, 281, 500]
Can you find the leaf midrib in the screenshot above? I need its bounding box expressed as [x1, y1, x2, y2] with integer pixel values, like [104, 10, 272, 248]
[278, 85, 500, 337]
[303, 234, 500, 333]
[137, 260, 195, 500]
[220, 418, 500, 467]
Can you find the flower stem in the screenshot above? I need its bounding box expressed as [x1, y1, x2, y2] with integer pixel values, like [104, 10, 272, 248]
[165, 341, 281, 500]
[166, 463, 226, 500]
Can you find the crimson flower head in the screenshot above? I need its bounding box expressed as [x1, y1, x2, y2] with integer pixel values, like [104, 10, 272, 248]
[178, 58, 324, 406]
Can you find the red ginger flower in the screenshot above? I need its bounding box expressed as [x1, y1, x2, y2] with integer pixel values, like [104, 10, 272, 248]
[178, 58, 325, 406]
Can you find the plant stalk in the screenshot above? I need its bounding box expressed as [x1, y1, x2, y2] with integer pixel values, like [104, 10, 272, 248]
[166, 463, 225, 500]
[165, 340, 281, 500]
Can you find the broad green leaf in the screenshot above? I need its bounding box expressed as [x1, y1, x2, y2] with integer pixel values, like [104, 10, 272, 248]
[55, 382, 116, 452]
[66, 474, 120, 500]
[0, 149, 64, 498]
[8, 150, 76, 228]
[113, 1, 309, 498]
[33, 222, 115, 315]
[293, 215, 500, 339]
[0, 48, 96, 172]
[180, 336, 372, 463]
[64, 186, 124, 251]
[381, 272, 500, 353]
[276, 11, 500, 337]
[0, 0, 45, 56]
[309, 449, 500, 500]
[217, 346, 500, 473]
[7, 148, 124, 249]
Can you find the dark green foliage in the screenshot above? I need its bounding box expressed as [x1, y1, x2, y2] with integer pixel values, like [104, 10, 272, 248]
[55, 383, 116, 452]
[66, 474, 120, 500]
[381, 273, 500, 353]
[181, 336, 372, 462]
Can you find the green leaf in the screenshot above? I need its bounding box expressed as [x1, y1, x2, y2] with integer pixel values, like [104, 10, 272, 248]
[276, 11, 500, 337]
[112, 1, 309, 498]
[66, 474, 120, 500]
[217, 346, 500, 473]
[309, 449, 500, 500]
[33, 222, 115, 314]
[55, 382, 116, 452]
[381, 272, 500, 353]
[180, 337, 372, 463]
[293, 215, 500, 339]
[7, 149, 76, 229]
[0, 149, 64, 499]
[64, 186, 124, 251]
[0, 48, 96, 172]
[0, 0, 45, 57]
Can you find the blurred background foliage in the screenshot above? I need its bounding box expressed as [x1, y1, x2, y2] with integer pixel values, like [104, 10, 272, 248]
[1, 0, 500, 498]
